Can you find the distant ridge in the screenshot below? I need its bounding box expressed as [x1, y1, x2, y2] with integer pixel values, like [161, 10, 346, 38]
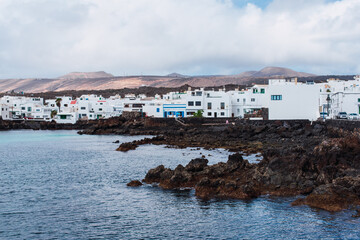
[0, 67, 317, 93]
[166, 73, 188, 78]
[235, 67, 315, 78]
[59, 71, 114, 80]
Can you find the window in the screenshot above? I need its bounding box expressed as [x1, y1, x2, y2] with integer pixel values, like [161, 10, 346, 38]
[221, 112, 225, 116]
[260, 88, 265, 94]
[237, 109, 240, 113]
[60, 115, 67, 120]
[82, 114, 87, 117]
[21, 107, 25, 110]
[207, 112, 212, 116]
[253, 89, 258, 93]
[100, 103, 103, 105]
[81, 107, 86, 110]
[243, 99, 246, 103]
[271, 95, 282, 101]
[237, 99, 239, 102]
[99, 108, 103, 111]
[195, 101, 201, 106]
[36, 109, 41, 112]
[207, 102, 212, 110]
[156, 108, 160, 113]
[51, 104, 55, 107]
[187, 112, 195, 116]
[64, 104, 68, 107]
[207, 93, 210, 97]
[14, 104, 16, 107]
[188, 101, 194, 106]
[89, 114, 93, 117]
[220, 102, 225, 109]
[27, 107, 31, 112]
[358, 98, 360, 103]
[251, 98, 255, 102]
[196, 91, 202, 96]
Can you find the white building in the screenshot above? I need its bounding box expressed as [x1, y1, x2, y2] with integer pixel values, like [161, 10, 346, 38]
[267, 79, 320, 121]
[0, 96, 50, 120]
[3, 76, 360, 123]
[144, 88, 232, 118]
[228, 85, 269, 118]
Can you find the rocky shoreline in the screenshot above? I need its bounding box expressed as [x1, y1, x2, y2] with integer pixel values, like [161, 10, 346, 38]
[0, 118, 98, 131]
[108, 117, 360, 213]
[2, 116, 360, 213]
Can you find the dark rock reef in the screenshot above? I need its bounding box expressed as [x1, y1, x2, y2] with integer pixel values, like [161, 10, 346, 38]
[127, 180, 143, 187]
[136, 125, 360, 212]
[4, 115, 360, 213]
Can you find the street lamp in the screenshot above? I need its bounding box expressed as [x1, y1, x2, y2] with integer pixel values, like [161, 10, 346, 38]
[326, 94, 331, 118]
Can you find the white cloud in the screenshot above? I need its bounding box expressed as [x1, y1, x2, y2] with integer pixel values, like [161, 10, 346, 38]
[0, 0, 359, 78]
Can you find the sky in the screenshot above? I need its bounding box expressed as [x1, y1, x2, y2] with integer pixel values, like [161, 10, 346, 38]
[0, 0, 358, 78]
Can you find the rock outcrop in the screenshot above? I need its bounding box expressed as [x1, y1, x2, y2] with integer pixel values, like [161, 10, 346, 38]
[127, 180, 143, 187]
[139, 128, 360, 212]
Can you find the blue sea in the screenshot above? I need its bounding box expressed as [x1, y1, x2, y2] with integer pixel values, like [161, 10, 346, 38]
[0, 130, 359, 239]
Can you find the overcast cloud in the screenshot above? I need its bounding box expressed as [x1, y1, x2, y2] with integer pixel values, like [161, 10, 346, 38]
[0, 0, 359, 78]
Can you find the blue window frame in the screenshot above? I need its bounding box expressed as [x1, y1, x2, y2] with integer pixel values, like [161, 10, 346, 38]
[271, 95, 282, 101]
[156, 108, 160, 113]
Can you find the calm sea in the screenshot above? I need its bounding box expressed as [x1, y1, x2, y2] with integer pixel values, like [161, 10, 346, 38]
[0, 130, 359, 239]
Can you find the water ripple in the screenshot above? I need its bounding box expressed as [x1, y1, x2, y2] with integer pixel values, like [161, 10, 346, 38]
[0, 130, 359, 239]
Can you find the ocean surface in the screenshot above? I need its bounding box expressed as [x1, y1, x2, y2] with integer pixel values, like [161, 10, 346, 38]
[0, 130, 359, 239]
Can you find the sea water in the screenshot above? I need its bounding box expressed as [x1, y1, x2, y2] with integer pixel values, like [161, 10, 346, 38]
[0, 130, 359, 239]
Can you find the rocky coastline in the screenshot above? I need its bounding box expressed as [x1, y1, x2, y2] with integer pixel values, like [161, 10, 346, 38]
[2, 115, 360, 213]
[107, 117, 360, 213]
[0, 118, 99, 131]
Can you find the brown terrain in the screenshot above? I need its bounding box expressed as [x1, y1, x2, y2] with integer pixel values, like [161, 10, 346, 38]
[0, 67, 316, 93]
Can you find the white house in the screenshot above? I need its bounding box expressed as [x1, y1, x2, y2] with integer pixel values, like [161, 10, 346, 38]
[0, 96, 51, 120]
[228, 85, 269, 118]
[268, 79, 320, 121]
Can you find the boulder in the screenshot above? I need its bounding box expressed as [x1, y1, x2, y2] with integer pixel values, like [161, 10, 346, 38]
[116, 142, 137, 152]
[185, 158, 209, 172]
[143, 165, 166, 183]
[127, 180, 143, 187]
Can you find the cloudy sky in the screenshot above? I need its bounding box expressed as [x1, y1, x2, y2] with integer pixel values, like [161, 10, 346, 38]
[0, 0, 359, 78]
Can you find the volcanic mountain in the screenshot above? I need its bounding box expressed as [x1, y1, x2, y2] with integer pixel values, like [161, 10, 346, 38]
[0, 67, 316, 93]
[58, 71, 114, 80]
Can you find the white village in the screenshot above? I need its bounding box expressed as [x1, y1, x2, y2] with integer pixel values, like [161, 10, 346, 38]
[1, 76, 360, 124]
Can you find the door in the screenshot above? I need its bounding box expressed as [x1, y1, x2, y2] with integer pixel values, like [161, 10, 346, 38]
[214, 112, 217, 118]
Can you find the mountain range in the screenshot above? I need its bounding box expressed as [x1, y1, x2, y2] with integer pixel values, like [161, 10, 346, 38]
[0, 67, 316, 93]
